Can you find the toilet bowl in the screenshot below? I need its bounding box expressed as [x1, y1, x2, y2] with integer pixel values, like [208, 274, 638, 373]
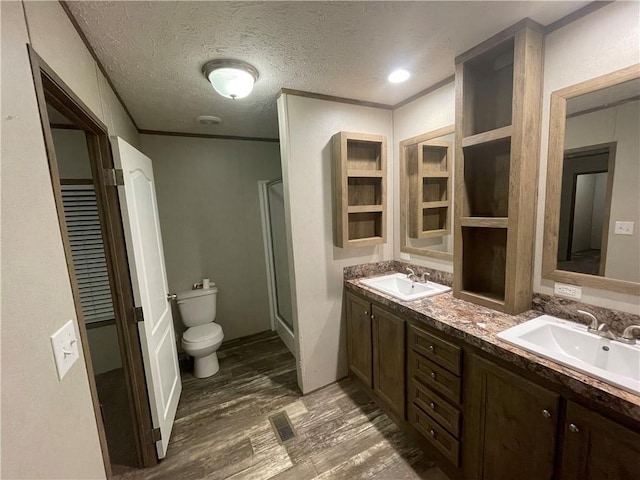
[176, 286, 224, 378]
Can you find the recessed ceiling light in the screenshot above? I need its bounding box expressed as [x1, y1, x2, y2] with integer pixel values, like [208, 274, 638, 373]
[388, 69, 411, 83]
[202, 59, 259, 99]
[196, 115, 222, 126]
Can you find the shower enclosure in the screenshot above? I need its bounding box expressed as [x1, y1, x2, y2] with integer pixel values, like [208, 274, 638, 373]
[260, 179, 295, 356]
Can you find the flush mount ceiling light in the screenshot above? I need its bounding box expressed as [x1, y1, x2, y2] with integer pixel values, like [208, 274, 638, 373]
[388, 69, 411, 83]
[202, 59, 259, 99]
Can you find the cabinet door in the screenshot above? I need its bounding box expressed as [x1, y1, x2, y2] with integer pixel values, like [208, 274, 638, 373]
[345, 293, 372, 387]
[560, 401, 640, 480]
[465, 355, 560, 480]
[372, 305, 405, 419]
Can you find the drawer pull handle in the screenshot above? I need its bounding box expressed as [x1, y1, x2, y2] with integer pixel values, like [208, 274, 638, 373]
[429, 345, 435, 352]
[429, 429, 436, 437]
[364, 310, 368, 316]
[568, 423, 580, 434]
[542, 409, 551, 419]
[429, 402, 436, 410]
[430, 372, 437, 380]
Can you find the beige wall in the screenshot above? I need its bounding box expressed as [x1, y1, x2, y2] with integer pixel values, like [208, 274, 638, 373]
[1, 1, 140, 478]
[392, 81, 456, 273]
[277, 94, 394, 394]
[140, 134, 282, 342]
[535, 0, 640, 313]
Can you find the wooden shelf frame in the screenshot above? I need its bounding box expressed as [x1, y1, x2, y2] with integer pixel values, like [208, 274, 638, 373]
[332, 132, 387, 248]
[454, 21, 544, 315]
[408, 139, 453, 239]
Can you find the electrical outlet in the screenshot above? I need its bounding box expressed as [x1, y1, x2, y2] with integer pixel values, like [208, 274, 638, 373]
[614, 221, 634, 235]
[554, 282, 582, 300]
[400, 252, 411, 261]
[50, 320, 79, 380]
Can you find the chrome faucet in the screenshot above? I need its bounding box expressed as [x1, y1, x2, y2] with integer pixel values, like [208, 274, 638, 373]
[419, 272, 430, 283]
[579, 310, 601, 332]
[595, 323, 618, 340]
[406, 268, 419, 282]
[619, 325, 640, 344]
[579, 311, 640, 344]
[579, 310, 617, 340]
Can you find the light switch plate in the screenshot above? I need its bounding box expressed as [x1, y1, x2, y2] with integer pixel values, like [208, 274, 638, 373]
[554, 282, 582, 300]
[614, 221, 634, 235]
[400, 252, 411, 261]
[50, 320, 79, 380]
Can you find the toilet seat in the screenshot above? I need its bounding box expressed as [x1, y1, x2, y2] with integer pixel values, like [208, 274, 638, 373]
[182, 323, 223, 347]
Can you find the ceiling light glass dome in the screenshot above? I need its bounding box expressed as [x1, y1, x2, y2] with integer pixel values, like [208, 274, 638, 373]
[202, 59, 259, 99]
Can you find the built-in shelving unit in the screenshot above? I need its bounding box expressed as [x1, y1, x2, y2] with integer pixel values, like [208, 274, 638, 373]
[407, 140, 452, 239]
[454, 20, 544, 314]
[332, 132, 387, 248]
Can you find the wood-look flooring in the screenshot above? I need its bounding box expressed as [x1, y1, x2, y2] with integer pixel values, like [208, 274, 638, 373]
[113, 331, 449, 480]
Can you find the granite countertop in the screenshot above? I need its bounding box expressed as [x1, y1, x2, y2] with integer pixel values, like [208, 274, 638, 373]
[345, 273, 640, 421]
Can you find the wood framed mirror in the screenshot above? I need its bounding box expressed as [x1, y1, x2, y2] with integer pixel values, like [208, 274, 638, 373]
[399, 125, 454, 260]
[542, 64, 640, 295]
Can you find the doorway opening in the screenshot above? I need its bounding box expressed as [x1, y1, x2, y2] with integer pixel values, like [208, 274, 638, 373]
[558, 143, 616, 277]
[29, 47, 158, 475]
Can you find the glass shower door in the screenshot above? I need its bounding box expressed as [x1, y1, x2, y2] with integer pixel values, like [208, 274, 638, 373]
[266, 180, 293, 331]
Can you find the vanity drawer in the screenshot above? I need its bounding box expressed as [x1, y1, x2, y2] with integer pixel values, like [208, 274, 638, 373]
[410, 403, 460, 466]
[411, 354, 462, 405]
[409, 378, 461, 437]
[409, 324, 462, 375]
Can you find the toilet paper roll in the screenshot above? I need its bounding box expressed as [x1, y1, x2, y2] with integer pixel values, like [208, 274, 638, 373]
[203, 278, 211, 289]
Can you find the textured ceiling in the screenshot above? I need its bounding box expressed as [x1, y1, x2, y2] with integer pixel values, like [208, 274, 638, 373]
[66, 1, 591, 139]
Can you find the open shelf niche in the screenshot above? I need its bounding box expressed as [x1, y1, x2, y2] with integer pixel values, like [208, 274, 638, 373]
[408, 139, 452, 239]
[332, 132, 387, 248]
[454, 20, 544, 314]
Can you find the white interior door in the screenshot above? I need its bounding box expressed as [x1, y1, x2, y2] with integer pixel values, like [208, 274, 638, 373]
[110, 136, 181, 459]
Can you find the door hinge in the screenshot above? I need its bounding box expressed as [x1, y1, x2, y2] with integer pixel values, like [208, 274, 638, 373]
[103, 168, 124, 187]
[147, 427, 162, 444]
[133, 306, 144, 323]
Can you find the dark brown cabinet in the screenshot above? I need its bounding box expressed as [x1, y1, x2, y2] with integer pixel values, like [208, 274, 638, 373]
[345, 286, 640, 480]
[560, 401, 640, 480]
[372, 305, 405, 418]
[345, 292, 405, 419]
[345, 292, 372, 387]
[407, 324, 464, 475]
[464, 355, 560, 480]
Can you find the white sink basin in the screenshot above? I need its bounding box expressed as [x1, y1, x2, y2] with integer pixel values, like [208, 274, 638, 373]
[360, 273, 451, 301]
[498, 315, 640, 395]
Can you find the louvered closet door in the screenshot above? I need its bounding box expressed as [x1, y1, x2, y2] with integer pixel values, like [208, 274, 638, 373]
[61, 184, 115, 325]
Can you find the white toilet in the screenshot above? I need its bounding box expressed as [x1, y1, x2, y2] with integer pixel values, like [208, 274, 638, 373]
[176, 286, 224, 378]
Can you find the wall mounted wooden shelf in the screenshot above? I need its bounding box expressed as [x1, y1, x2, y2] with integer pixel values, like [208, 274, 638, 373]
[454, 20, 544, 314]
[408, 139, 452, 239]
[332, 132, 387, 248]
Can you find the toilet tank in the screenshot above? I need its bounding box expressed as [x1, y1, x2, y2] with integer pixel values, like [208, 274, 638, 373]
[176, 287, 218, 327]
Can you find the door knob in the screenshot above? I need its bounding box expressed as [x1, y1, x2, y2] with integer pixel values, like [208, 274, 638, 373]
[167, 293, 177, 302]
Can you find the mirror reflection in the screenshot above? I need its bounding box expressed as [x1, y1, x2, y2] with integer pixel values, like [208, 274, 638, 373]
[557, 78, 639, 282]
[400, 129, 454, 259]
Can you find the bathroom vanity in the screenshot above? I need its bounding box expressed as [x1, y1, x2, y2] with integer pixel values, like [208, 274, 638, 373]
[344, 270, 640, 480]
